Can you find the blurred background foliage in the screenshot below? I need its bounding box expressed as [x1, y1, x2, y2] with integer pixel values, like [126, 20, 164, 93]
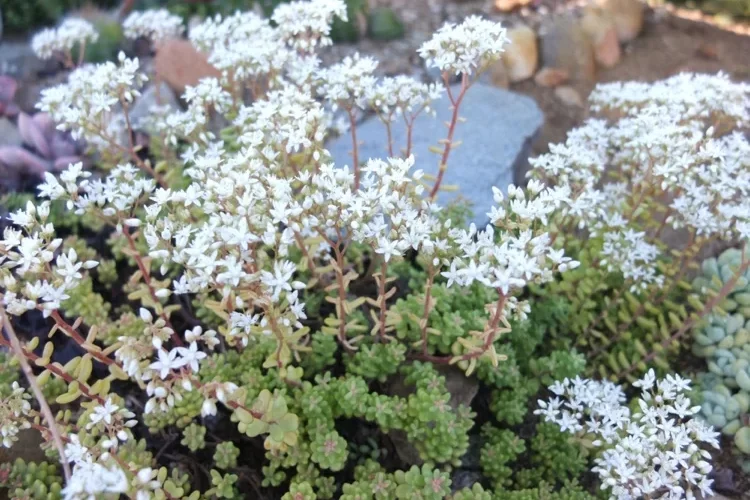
[1, 0, 403, 44]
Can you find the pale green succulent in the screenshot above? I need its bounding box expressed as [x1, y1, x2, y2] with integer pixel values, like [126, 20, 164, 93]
[693, 246, 750, 469]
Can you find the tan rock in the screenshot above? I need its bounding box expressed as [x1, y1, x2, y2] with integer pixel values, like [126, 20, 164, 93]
[495, 0, 533, 12]
[554, 85, 584, 107]
[600, 0, 644, 43]
[534, 67, 570, 87]
[153, 39, 221, 96]
[538, 15, 596, 86]
[501, 25, 538, 82]
[486, 60, 510, 89]
[581, 7, 622, 68]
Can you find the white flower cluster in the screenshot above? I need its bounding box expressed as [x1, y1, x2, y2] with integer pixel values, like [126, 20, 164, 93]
[0, 382, 32, 448]
[535, 370, 720, 500]
[31, 18, 99, 61]
[61, 434, 128, 500]
[190, 11, 287, 82]
[271, 0, 347, 52]
[417, 15, 508, 76]
[37, 53, 147, 148]
[600, 229, 664, 292]
[154, 77, 233, 145]
[317, 53, 378, 111]
[233, 85, 329, 154]
[529, 73, 750, 290]
[590, 72, 750, 122]
[367, 75, 444, 120]
[1, 197, 98, 317]
[123, 9, 184, 43]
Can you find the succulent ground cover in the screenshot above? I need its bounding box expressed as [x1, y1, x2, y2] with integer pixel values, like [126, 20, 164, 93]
[0, 1, 749, 499]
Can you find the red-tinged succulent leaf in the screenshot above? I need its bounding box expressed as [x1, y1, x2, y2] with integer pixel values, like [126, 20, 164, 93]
[53, 156, 82, 172]
[18, 112, 52, 159]
[0, 76, 18, 103]
[32, 112, 56, 141]
[0, 146, 52, 177]
[51, 133, 78, 158]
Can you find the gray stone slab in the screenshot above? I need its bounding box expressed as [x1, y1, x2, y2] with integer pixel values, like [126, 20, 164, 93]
[326, 82, 543, 227]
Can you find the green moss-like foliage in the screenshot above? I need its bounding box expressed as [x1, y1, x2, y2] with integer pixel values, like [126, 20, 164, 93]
[0, 458, 63, 500]
[531, 236, 695, 382]
[0, 0, 119, 34]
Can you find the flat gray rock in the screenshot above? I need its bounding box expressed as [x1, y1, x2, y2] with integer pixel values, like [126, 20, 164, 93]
[131, 82, 179, 130]
[326, 83, 543, 227]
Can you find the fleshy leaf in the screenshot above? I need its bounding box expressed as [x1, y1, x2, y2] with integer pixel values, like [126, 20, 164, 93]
[0, 146, 52, 176]
[18, 112, 52, 159]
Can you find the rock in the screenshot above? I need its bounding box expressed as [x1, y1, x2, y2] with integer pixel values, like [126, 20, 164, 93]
[495, 0, 533, 12]
[385, 365, 480, 466]
[0, 117, 22, 147]
[451, 470, 483, 492]
[326, 83, 543, 227]
[439, 365, 479, 410]
[554, 86, 585, 107]
[367, 7, 405, 41]
[129, 82, 179, 129]
[14, 71, 68, 114]
[581, 7, 622, 68]
[600, 0, 644, 43]
[534, 67, 570, 87]
[153, 39, 221, 96]
[481, 61, 510, 89]
[696, 43, 719, 60]
[538, 15, 596, 87]
[0, 41, 45, 80]
[501, 25, 538, 82]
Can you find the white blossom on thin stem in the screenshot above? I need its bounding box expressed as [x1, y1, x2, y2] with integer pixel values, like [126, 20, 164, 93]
[37, 53, 147, 148]
[123, 9, 184, 43]
[272, 0, 347, 52]
[32, 18, 98, 61]
[418, 15, 508, 76]
[535, 370, 720, 500]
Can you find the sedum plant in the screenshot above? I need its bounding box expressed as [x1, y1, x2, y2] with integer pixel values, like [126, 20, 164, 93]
[0, 2, 745, 499]
[0, 3, 585, 499]
[692, 246, 750, 470]
[528, 73, 750, 382]
[536, 370, 720, 499]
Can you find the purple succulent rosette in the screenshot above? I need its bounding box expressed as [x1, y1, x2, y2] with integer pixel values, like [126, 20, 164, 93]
[0, 111, 86, 178]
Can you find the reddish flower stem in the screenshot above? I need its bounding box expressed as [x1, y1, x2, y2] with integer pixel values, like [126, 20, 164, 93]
[347, 108, 361, 191]
[429, 73, 469, 201]
[123, 229, 183, 346]
[411, 293, 507, 364]
[1, 306, 71, 480]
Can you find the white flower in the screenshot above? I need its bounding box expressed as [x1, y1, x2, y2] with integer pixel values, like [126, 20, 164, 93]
[87, 398, 119, 428]
[317, 53, 378, 110]
[272, 0, 347, 51]
[536, 372, 719, 500]
[175, 342, 207, 373]
[418, 16, 508, 76]
[62, 460, 128, 500]
[149, 348, 183, 379]
[32, 18, 99, 60]
[123, 9, 184, 42]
